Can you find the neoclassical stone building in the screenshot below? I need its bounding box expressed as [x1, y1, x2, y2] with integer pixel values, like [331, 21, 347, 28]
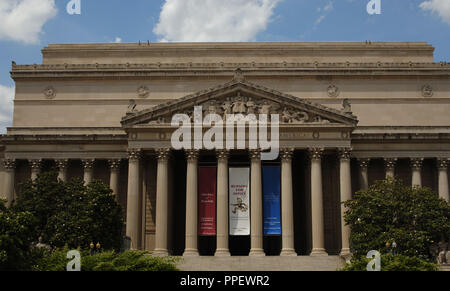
[0, 42, 449, 263]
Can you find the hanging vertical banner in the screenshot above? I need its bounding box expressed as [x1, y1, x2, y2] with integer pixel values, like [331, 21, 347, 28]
[229, 167, 250, 236]
[198, 167, 217, 236]
[263, 166, 282, 235]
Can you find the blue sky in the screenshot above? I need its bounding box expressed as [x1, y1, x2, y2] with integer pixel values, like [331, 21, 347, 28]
[0, 0, 449, 132]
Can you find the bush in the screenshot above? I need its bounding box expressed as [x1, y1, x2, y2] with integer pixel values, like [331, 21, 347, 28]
[0, 200, 38, 270]
[344, 178, 450, 261]
[33, 247, 179, 271]
[14, 171, 124, 251]
[342, 254, 438, 271]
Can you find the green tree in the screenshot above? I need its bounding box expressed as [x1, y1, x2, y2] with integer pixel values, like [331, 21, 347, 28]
[0, 200, 37, 270]
[14, 171, 124, 251]
[344, 178, 450, 261]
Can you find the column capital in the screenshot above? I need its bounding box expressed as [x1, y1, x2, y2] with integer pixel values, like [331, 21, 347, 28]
[249, 149, 261, 161]
[185, 149, 200, 162]
[127, 149, 142, 161]
[410, 158, 424, 170]
[3, 159, 16, 171]
[338, 148, 352, 161]
[82, 159, 95, 170]
[108, 159, 122, 170]
[437, 158, 449, 170]
[29, 159, 42, 170]
[280, 148, 294, 162]
[55, 159, 69, 169]
[156, 148, 171, 162]
[384, 158, 398, 170]
[308, 148, 324, 161]
[216, 149, 230, 161]
[357, 158, 371, 170]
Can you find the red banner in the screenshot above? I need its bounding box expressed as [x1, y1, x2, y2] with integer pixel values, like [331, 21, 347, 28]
[198, 167, 217, 236]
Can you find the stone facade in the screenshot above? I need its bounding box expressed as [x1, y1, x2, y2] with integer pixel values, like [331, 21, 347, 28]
[1, 42, 449, 258]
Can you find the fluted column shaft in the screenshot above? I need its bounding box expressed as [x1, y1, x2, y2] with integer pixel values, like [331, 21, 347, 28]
[3, 160, 15, 208]
[358, 159, 370, 190]
[82, 159, 95, 184]
[108, 159, 121, 200]
[339, 148, 352, 257]
[280, 149, 296, 256]
[309, 148, 327, 256]
[384, 158, 397, 179]
[411, 158, 424, 187]
[56, 160, 69, 182]
[438, 159, 449, 203]
[30, 159, 42, 181]
[126, 150, 141, 250]
[249, 150, 265, 256]
[183, 150, 200, 256]
[154, 149, 171, 256]
[215, 150, 230, 256]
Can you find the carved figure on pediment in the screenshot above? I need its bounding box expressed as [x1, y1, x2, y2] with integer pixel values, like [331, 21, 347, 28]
[232, 93, 247, 114]
[294, 111, 310, 123]
[221, 98, 233, 115]
[342, 99, 352, 114]
[246, 97, 257, 114]
[126, 99, 137, 115]
[313, 115, 330, 124]
[149, 116, 166, 124]
[207, 100, 218, 115]
[259, 100, 272, 115]
[281, 108, 295, 123]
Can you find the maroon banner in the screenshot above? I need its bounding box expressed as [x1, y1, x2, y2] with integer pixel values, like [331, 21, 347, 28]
[198, 167, 217, 236]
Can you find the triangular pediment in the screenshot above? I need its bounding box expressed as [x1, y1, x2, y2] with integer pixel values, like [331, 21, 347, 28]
[121, 78, 358, 128]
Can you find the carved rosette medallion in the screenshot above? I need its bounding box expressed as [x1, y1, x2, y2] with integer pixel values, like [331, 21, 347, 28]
[422, 85, 434, 98]
[137, 86, 150, 98]
[327, 85, 340, 98]
[308, 148, 324, 161]
[410, 158, 424, 171]
[338, 148, 352, 161]
[185, 150, 199, 162]
[127, 149, 142, 161]
[437, 158, 448, 171]
[43, 86, 56, 99]
[357, 158, 371, 170]
[216, 149, 230, 162]
[280, 148, 295, 162]
[384, 158, 398, 171]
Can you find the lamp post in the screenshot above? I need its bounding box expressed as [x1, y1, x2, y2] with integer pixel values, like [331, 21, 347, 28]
[392, 241, 397, 255]
[90, 242, 95, 256]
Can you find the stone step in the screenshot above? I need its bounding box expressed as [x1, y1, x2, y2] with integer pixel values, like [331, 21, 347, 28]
[176, 256, 345, 271]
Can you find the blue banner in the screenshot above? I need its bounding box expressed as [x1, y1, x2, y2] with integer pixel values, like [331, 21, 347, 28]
[262, 166, 281, 235]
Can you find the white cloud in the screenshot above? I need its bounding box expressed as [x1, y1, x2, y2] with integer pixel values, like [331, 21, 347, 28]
[0, 85, 15, 134]
[0, 0, 57, 44]
[114, 37, 122, 43]
[315, 1, 333, 26]
[153, 0, 281, 42]
[420, 0, 450, 25]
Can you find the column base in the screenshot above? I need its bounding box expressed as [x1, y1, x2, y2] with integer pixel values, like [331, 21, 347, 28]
[340, 249, 352, 263]
[183, 249, 200, 257]
[249, 249, 266, 257]
[153, 249, 169, 257]
[280, 249, 298, 256]
[310, 248, 328, 256]
[214, 249, 231, 257]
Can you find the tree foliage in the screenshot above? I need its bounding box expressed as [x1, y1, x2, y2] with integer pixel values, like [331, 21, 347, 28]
[14, 171, 124, 251]
[344, 178, 450, 261]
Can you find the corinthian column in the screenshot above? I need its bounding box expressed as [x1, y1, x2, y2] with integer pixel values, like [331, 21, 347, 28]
[249, 149, 265, 256]
[55, 159, 69, 182]
[280, 148, 296, 256]
[339, 148, 352, 257]
[108, 159, 121, 200]
[82, 159, 95, 184]
[126, 150, 142, 250]
[411, 158, 424, 187]
[437, 158, 449, 203]
[154, 148, 171, 256]
[183, 150, 200, 257]
[215, 150, 230, 256]
[358, 158, 370, 190]
[384, 158, 397, 179]
[3, 159, 15, 208]
[309, 148, 327, 256]
[30, 159, 42, 181]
